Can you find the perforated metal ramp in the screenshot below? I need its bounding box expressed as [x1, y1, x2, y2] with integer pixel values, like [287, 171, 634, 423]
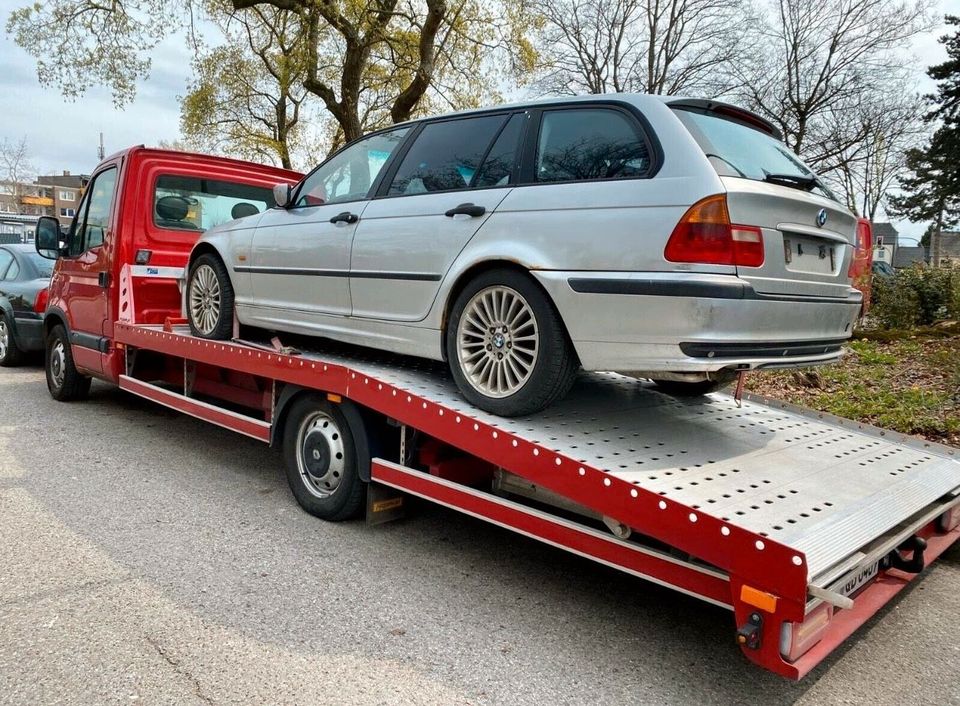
[291, 341, 960, 584]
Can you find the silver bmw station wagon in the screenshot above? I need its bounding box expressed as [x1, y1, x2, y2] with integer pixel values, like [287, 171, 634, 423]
[186, 95, 861, 416]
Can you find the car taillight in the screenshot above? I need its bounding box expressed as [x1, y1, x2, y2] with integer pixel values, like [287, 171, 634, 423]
[664, 194, 764, 267]
[780, 602, 833, 663]
[34, 287, 49, 314]
[848, 219, 872, 277]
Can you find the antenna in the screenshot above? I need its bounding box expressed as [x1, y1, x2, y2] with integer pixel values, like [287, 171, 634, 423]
[97, 132, 105, 161]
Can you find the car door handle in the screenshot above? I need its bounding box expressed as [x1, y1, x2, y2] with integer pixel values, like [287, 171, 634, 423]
[330, 211, 360, 225]
[445, 203, 486, 218]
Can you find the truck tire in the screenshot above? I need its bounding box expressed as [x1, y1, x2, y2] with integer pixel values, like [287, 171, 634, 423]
[446, 269, 578, 417]
[281, 394, 366, 521]
[187, 253, 234, 340]
[0, 314, 24, 367]
[45, 324, 92, 401]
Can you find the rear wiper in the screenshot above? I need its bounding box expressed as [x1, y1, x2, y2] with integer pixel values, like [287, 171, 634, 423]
[763, 173, 818, 191]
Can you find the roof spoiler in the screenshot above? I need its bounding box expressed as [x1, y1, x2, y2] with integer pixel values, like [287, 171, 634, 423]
[667, 99, 783, 141]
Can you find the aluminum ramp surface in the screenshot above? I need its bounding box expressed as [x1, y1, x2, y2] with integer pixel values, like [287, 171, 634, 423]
[290, 341, 960, 584]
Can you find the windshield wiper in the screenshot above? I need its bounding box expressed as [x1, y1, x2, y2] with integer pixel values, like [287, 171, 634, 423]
[763, 173, 818, 191]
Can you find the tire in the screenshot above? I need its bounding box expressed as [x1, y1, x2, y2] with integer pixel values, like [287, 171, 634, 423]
[281, 394, 366, 521]
[45, 324, 92, 401]
[0, 313, 24, 367]
[187, 253, 234, 340]
[446, 269, 578, 417]
[652, 375, 735, 397]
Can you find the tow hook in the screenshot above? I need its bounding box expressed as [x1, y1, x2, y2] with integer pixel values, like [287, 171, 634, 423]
[736, 612, 763, 650]
[884, 535, 927, 574]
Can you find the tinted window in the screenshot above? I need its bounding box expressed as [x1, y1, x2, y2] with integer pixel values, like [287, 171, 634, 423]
[0, 249, 12, 278]
[473, 113, 524, 188]
[536, 109, 650, 183]
[388, 115, 507, 196]
[5, 259, 19, 280]
[154, 175, 274, 232]
[296, 128, 410, 207]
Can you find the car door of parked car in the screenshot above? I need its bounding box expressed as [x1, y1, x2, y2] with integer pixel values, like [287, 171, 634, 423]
[349, 112, 525, 322]
[247, 127, 411, 320]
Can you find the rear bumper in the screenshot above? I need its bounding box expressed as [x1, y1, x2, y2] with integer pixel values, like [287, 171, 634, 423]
[11, 313, 44, 352]
[532, 271, 860, 372]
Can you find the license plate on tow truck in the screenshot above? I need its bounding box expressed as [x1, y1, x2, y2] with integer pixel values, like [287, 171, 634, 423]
[839, 561, 880, 598]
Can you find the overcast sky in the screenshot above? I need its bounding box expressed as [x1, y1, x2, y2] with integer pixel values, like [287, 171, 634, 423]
[0, 0, 958, 240]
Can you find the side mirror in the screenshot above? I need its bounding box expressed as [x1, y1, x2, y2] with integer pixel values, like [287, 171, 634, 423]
[35, 216, 63, 260]
[273, 183, 294, 209]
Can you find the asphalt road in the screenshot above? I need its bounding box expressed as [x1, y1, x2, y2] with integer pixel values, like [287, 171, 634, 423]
[1, 364, 958, 705]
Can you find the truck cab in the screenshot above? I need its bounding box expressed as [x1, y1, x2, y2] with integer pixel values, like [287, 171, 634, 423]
[34, 146, 301, 396]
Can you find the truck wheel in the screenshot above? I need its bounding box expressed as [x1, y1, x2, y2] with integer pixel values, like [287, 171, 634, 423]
[281, 394, 366, 521]
[187, 253, 234, 340]
[45, 324, 91, 401]
[0, 314, 23, 367]
[446, 269, 578, 417]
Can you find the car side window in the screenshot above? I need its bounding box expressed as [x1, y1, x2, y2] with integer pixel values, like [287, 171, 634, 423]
[535, 108, 651, 183]
[294, 128, 410, 208]
[0, 249, 12, 279]
[5, 259, 19, 280]
[69, 167, 118, 255]
[387, 115, 508, 196]
[473, 113, 525, 188]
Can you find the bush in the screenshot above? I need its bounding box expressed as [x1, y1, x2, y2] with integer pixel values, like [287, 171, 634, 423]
[871, 264, 960, 329]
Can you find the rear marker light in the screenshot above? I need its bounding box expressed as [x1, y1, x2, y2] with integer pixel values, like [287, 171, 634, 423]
[664, 194, 765, 267]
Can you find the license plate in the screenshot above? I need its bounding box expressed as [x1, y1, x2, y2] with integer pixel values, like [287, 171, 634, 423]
[784, 236, 836, 274]
[839, 561, 879, 598]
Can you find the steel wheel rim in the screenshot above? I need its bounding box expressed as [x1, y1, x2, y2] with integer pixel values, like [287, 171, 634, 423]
[189, 264, 222, 336]
[50, 339, 66, 388]
[295, 411, 346, 499]
[456, 285, 539, 399]
[0, 320, 7, 360]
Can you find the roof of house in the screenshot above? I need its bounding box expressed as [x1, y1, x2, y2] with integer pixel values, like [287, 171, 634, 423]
[893, 245, 927, 268]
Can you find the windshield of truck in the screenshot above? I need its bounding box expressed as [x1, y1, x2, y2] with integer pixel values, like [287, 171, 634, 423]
[153, 175, 275, 232]
[673, 107, 836, 200]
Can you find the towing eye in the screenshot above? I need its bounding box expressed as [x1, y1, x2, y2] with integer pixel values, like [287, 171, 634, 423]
[884, 535, 927, 574]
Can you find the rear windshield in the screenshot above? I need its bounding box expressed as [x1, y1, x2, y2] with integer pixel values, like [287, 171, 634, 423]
[153, 175, 275, 232]
[26, 251, 54, 278]
[673, 108, 835, 200]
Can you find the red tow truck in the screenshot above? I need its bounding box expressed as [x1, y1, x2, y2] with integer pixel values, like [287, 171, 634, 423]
[33, 147, 960, 679]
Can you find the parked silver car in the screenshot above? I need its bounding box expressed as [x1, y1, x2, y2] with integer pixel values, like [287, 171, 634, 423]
[186, 95, 861, 416]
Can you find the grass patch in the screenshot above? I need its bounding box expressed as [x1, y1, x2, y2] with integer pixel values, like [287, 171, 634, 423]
[746, 331, 960, 448]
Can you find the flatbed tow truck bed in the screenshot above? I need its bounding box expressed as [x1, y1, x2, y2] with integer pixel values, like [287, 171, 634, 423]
[112, 309, 960, 679]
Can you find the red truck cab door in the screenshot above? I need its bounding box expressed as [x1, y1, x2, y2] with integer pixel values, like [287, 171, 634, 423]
[57, 163, 120, 375]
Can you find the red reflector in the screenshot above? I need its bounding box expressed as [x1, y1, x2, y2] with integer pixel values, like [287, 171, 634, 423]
[34, 287, 49, 314]
[664, 195, 764, 267]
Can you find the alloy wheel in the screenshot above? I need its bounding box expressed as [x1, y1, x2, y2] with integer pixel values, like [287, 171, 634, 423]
[456, 285, 539, 398]
[189, 264, 222, 336]
[0, 320, 7, 361]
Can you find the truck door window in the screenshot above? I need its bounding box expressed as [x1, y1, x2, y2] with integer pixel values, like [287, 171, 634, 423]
[153, 175, 274, 232]
[69, 167, 118, 255]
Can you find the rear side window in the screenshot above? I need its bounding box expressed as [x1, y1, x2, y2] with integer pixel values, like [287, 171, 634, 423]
[0, 249, 12, 278]
[154, 175, 274, 232]
[5, 259, 19, 280]
[473, 113, 525, 188]
[535, 108, 651, 183]
[388, 115, 507, 196]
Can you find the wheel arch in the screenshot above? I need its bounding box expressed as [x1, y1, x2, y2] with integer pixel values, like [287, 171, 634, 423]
[271, 384, 377, 483]
[439, 260, 576, 363]
[43, 306, 69, 337]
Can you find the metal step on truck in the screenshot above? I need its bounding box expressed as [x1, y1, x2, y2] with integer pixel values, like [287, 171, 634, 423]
[32, 147, 960, 680]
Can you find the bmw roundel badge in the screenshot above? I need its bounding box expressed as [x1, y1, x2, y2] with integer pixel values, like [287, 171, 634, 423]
[816, 208, 827, 228]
